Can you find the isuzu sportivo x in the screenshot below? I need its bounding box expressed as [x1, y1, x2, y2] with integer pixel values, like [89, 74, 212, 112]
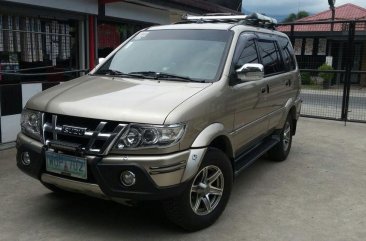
[17, 13, 301, 231]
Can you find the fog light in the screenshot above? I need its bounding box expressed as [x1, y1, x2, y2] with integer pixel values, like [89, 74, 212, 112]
[120, 171, 136, 186]
[21, 152, 31, 166]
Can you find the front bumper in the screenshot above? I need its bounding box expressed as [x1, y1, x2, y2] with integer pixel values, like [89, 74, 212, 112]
[16, 133, 206, 200]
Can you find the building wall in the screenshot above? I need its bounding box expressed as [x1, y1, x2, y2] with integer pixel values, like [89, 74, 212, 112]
[104, 2, 171, 24]
[0, 2, 89, 144]
[207, 0, 241, 10]
[3, 0, 98, 14]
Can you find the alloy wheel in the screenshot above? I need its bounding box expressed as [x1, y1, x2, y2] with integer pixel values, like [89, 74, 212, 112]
[190, 165, 224, 216]
[283, 121, 291, 151]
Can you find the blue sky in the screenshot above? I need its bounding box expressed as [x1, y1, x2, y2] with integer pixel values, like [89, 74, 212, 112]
[242, 0, 366, 15]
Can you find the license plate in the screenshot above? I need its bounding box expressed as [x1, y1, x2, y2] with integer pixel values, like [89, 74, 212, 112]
[45, 151, 87, 180]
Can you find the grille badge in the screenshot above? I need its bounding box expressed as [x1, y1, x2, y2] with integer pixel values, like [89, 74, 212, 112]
[61, 125, 87, 136]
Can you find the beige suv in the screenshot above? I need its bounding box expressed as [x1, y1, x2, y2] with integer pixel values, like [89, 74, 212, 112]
[16, 13, 301, 231]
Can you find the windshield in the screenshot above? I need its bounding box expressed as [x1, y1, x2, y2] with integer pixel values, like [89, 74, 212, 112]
[95, 29, 233, 82]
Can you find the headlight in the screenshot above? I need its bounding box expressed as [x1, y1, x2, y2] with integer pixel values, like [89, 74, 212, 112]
[114, 124, 185, 150]
[21, 109, 42, 141]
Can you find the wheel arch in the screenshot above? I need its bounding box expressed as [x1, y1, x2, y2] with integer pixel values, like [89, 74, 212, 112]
[276, 98, 300, 135]
[208, 135, 234, 161]
[289, 105, 297, 135]
[191, 123, 234, 159]
[183, 124, 234, 182]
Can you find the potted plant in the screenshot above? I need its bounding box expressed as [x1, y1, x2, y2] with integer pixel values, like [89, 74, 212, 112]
[318, 64, 335, 89]
[301, 72, 311, 85]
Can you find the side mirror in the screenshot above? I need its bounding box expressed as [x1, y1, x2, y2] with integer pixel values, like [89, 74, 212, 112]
[236, 63, 264, 82]
[98, 58, 105, 64]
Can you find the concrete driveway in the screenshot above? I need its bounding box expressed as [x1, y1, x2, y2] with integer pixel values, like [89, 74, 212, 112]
[0, 118, 365, 241]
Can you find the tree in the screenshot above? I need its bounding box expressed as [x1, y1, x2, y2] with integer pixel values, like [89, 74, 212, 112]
[284, 13, 297, 22]
[283, 11, 310, 22]
[297, 11, 310, 19]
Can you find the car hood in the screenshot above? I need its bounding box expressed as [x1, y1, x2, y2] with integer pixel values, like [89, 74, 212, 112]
[27, 75, 211, 124]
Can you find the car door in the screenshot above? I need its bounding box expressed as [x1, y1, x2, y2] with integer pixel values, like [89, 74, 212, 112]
[256, 35, 289, 130]
[271, 36, 299, 128]
[228, 33, 269, 154]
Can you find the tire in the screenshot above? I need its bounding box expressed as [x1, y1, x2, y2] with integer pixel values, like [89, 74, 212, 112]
[163, 148, 233, 231]
[268, 115, 293, 162]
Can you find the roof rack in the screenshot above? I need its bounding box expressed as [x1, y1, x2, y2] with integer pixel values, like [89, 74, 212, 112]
[181, 12, 278, 30]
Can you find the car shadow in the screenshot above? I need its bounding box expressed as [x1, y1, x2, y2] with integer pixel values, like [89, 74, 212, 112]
[40, 192, 183, 234]
[35, 157, 278, 236]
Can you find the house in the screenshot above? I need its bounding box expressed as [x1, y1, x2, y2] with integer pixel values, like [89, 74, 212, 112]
[278, 3, 366, 86]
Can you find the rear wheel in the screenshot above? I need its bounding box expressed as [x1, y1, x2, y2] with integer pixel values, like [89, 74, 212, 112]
[268, 115, 293, 162]
[163, 148, 233, 231]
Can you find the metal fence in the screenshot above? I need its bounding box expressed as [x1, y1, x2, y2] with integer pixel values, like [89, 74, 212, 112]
[279, 20, 366, 123]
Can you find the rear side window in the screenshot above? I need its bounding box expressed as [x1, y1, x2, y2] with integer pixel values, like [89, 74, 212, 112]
[278, 37, 296, 71]
[257, 40, 284, 76]
[237, 39, 259, 67]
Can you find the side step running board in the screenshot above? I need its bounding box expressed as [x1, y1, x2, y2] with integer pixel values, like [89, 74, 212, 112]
[234, 136, 280, 176]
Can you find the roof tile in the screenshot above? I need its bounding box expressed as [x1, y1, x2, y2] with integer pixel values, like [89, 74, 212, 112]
[278, 3, 366, 32]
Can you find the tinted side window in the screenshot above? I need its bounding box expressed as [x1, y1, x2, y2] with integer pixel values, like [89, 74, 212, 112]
[237, 39, 259, 67]
[278, 37, 296, 70]
[257, 40, 284, 75]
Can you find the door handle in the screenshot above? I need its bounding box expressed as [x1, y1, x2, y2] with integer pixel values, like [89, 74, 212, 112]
[285, 79, 292, 86]
[261, 84, 270, 94]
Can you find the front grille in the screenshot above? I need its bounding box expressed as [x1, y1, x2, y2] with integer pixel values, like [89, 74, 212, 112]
[42, 113, 127, 155]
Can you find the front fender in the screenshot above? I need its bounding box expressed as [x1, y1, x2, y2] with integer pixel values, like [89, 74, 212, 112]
[191, 123, 226, 148]
[181, 123, 230, 182]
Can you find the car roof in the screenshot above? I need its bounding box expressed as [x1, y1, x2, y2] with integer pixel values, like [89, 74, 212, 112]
[231, 25, 289, 38]
[147, 23, 288, 38]
[148, 23, 234, 31]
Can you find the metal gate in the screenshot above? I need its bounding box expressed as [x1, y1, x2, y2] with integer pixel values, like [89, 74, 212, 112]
[278, 20, 366, 123]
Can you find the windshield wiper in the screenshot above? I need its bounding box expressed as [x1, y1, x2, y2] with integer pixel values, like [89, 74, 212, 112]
[128, 71, 203, 82]
[96, 69, 147, 79]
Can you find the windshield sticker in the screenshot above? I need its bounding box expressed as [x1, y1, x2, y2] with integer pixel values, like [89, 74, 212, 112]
[135, 32, 149, 40]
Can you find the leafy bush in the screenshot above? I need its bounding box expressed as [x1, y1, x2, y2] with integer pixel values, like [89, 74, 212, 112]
[301, 72, 311, 85]
[318, 64, 334, 89]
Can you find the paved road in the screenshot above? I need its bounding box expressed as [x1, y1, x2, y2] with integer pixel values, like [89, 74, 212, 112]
[1, 118, 366, 241]
[301, 92, 366, 109]
[300, 91, 366, 120]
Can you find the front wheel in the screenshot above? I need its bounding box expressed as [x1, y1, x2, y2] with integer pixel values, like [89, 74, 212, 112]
[268, 115, 293, 162]
[163, 148, 233, 231]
